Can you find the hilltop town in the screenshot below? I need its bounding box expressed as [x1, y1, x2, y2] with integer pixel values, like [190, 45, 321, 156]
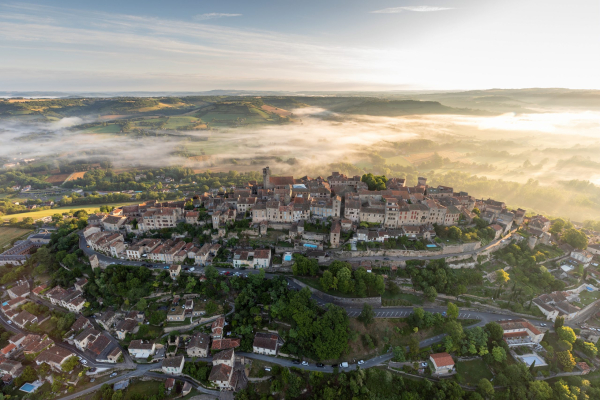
[0, 166, 598, 399]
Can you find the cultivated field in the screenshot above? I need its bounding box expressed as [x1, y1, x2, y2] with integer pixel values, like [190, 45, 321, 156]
[0, 227, 33, 251]
[66, 172, 87, 181]
[261, 104, 292, 117]
[44, 174, 71, 184]
[0, 202, 140, 222]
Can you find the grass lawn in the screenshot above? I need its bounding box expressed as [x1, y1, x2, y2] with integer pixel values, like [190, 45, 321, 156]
[0, 201, 140, 222]
[123, 380, 166, 400]
[248, 359, 276, 378]
[0, 227, 32, 250]
[455, 358, 493, 386]
[382, 291, 423, 305]
[573, 290, 600, 307]
[83, 124, 122, 134]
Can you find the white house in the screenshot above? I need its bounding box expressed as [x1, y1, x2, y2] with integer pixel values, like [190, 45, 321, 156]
[128, 340, 156, 359]
[430, 352, 455, 374]
[162, 355, 185, 375]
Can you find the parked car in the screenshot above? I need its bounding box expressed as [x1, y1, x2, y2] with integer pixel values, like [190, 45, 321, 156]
[110, 372, 117, 377]
[301, 361, 308, 366]
[358, 360, 365, 365]
[264, 367, 271, 372]
[421, 362, 428, 367]
[292, 360, 301, 365]
[316, 363, 325, 368]
[341, 362, 349, 368]
[163, 266, 169, 269]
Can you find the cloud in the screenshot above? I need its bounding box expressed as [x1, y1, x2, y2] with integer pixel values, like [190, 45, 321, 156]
[371, 6, 453, 14]
[194, 13, 242, 21]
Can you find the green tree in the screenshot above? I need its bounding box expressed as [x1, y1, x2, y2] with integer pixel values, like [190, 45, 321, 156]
[496, 269, 510, 285]
[556, 351, 576, 372]
[580, 341, 598, 357]
[135, 298, 147, 311]
[446, 302, 459, 319]
[320, 270, 335, 292]
[392, 346, 406, 362]
[477, 378, 494, 399]
[492, 346, 507, 362]
[562, 228, 588, 250]
[358, 303, 374, 326]
[553, 380, 577, 400]
[554, 316, 565, 330]
[527, 380, 553, 400]
[424, 286, 437, 302]
[61, 356, 80, 373]
[549, 218, 566, 235]
[557, 326, 576, 344]
[484, 321, 504, 342]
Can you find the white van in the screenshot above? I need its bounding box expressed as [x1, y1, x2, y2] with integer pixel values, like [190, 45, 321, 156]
[341, 362, 349, 368]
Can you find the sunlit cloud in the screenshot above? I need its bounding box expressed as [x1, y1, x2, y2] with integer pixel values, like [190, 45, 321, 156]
[370, 6, 453, 13]
[194, 13, 242, 21]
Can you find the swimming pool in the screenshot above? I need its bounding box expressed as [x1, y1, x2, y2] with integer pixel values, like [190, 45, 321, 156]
[426, 244, 437, 248]
[303, 243, 318, 249]
[519, 354, 547, 366]
[1, 301, 8, 306]
[20, 383, 36, 393]
[283, 255, 292, 261]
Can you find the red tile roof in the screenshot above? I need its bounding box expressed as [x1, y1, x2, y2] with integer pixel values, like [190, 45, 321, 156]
[430, 352, 454, 367]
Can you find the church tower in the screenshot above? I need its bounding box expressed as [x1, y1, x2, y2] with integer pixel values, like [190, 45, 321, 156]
[263, 166, 272, 189]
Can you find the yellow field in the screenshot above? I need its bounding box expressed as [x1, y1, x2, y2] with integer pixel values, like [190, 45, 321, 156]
[0, 227, 33, 251]
[0, 202, 140, 222]
[66, 172, 87, 181]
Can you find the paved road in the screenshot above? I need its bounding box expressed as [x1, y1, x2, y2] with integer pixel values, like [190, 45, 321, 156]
[56, 363, 158, 400]
[144, 371, 219, 395]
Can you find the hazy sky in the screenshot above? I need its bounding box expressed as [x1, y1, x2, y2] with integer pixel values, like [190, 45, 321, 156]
[1, 0, 599, 91]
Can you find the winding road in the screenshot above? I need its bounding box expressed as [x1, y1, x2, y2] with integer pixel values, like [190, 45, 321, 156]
[44, 231, 550, 398]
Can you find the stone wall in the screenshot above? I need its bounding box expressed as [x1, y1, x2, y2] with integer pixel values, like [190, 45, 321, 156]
[290, 278, 381, 307]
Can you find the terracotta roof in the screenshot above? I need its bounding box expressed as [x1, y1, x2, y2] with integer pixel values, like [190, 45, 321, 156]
[209, 363, 232, 382]
[70, 316, 91, 332]
[253, 332, 280, 351]
[211, 338, 240, 350]
[503, 331, 528, 338]
[1, 344, 15, 355]
[430, 352, 454, 367]
[165, 378, 175, 390]
[213, 348, 234, 361]
[36, 347, 74, 365]
[212, 317, 225, 330]
[88, 335, 111, 356]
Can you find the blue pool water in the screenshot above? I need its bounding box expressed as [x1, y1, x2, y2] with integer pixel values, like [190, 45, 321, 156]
[20, 383, 36, 393]
[283, 255, 292, 261]
[426, 244, 437, 248]
[303, 244, 318, 249]
[1, 301, 8, 306]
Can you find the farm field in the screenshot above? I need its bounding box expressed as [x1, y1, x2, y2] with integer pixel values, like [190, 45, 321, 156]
[44, 173, 71, 184]
[0, 202, 140, 222]
[164, 116, 202, 129]
[0, 227, 33, 251]
[261, 104, 291, 117]
[66, 171, 87, 181]
[82, 124, 122, 134]
[385, 155, 413, 166]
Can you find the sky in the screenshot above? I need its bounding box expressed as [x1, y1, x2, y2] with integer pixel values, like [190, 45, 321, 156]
[0, 0, 599, 92]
